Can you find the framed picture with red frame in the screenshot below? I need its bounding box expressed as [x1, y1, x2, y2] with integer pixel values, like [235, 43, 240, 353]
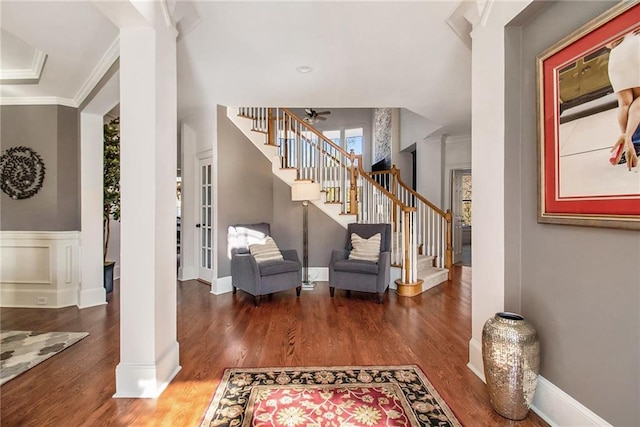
[536, 1, 640, 230]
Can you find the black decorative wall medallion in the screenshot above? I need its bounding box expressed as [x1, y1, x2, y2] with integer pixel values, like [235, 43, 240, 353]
[0, 146, 46, 200]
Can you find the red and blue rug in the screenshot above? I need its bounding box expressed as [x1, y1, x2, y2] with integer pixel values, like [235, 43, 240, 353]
[201, 365, 461, 426]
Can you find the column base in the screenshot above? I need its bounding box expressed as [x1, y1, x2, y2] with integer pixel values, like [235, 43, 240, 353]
[114, 341, 181, 398]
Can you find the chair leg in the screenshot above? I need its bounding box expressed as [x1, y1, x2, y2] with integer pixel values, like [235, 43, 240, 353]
[254, 295, 261, 307]
[296, 286, 301, 297]
[232, 286, 237, 295]
[330, 286, 335, 297]
[377, 292, 384, 304]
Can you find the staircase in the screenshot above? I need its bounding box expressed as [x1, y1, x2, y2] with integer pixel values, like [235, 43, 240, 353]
[228, 107, 452, 295]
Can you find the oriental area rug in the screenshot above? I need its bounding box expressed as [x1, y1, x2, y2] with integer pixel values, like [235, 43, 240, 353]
[0, 330, 89, 385]
[201, 365, 462, 427]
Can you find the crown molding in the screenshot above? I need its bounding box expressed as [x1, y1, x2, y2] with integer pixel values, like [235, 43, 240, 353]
[0, 37, 119, 108]
[0, 96, 75, 107]
[0, 49, 47, 83]
[72, 37, 120, 108]
[444, 133, 472, 145]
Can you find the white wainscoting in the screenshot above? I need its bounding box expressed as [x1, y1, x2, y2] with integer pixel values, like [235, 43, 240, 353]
[0, 231, 80, 308]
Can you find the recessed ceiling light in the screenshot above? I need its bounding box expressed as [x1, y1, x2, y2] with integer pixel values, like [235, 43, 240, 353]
[296, 65, 312, 73]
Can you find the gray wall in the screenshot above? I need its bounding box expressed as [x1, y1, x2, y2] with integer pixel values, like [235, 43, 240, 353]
[506, 2, 639, 425]
[216, 105, 349, 277]
[0, 105, 79, 231]
[271, 177, 347, 267]
[216, 105, 274, 277]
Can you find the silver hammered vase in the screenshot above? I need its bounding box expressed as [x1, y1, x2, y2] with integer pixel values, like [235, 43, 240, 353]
[482, 312, 540, 420]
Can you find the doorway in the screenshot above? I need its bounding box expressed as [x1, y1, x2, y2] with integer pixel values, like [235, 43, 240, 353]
[451, 168, 472, 266]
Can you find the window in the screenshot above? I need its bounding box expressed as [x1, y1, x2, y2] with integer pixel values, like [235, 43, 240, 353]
[345, 128, 363, 154]
[322, 130, 341, 147]
[322, 127, 364, 155]
[462, 175, 472, 226]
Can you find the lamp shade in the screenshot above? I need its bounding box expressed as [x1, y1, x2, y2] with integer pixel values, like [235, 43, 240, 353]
[291, 182, 321, 201]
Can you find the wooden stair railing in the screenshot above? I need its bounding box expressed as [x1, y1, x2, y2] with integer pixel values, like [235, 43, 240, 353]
[352, 153, 422, 293]
[369, 165, 453, 279]
[237, 107, 424, 292]
[239, 107, 358, 215]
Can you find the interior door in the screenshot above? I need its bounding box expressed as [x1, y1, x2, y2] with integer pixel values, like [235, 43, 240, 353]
[451, 169, 464, 264]
[198, 158, 213, 282]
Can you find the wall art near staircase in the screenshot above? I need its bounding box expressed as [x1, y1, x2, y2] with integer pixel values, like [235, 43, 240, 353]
[373, 108, 392, 168]
[0, 146, 46, 200]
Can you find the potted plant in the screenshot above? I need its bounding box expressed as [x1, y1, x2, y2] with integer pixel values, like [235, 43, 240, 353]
[103, 117, 120, 293]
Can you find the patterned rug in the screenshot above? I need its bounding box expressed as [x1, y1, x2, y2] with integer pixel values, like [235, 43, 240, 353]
[201, 365, 461, 426]
[0, 330, 89, 385]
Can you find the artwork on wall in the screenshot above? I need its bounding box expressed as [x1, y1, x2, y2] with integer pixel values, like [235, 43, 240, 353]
[0, 146, 46, 200]
[536, 1, 640, 230]
[373, 108, 392, 168]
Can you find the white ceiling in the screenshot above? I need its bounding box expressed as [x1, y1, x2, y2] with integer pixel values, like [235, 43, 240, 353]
[0, 1, 473, 134]
[0, 1, 118, 105]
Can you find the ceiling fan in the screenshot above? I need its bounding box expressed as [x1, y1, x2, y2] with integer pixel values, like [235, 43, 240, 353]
[303, 108, 331, 124]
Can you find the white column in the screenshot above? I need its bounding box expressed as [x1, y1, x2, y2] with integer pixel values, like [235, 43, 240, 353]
[467, 0, 533, 380]
[110, 6, 180, 398]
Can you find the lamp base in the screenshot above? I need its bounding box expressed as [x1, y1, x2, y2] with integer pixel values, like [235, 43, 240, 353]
[301, 281, 316, 290]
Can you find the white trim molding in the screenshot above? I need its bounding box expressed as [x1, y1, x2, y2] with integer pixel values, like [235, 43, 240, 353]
[467, 337, 485, 381]
[114, 342, 181, 398]
[0, 37, 119, 108]
[468, 342, 611, 426]
[308, 267, 328, 282]
[211, 276, 233, 295]
[532, 376, 612, 427]
[72, 37, 120, 108]
[0, 49, 47, 83]
[0, 231, 80, 308]
[0, 96, 75, 107]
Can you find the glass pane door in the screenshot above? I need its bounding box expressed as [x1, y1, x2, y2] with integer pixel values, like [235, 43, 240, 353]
[198, 158, 213, 281]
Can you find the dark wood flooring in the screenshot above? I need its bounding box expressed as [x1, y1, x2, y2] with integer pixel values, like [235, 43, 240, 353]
[0, 266, 547, 426]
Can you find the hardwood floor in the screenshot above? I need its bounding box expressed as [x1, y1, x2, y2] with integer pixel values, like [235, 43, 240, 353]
[0, 266, 548, 426]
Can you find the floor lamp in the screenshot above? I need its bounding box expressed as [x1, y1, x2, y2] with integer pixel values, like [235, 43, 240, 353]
[291, 181, 321, 289]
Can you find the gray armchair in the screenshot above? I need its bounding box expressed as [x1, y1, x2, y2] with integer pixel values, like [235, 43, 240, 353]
[229, 223, 302, 306]
[329, 223, 391, 304]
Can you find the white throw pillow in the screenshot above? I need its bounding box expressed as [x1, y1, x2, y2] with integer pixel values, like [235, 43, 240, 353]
[349, 233, 381, 262]
[249, 236, 284, 264]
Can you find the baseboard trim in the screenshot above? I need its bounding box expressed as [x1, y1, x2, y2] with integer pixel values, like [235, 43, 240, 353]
[211, 276, 233, 295]
[467, 338, 610, 426]
[114, 342, 181, 398]
[77, 286, 107, 308]
[308, 267, 328, 282]
[467, 338, 486, 382]
[178, 265, 197, 281]
[532, 376, 611, 426]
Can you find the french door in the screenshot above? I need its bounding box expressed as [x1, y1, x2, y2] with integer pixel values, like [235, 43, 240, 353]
[451, 169, 465, 264]
[197, 158, 213, 282]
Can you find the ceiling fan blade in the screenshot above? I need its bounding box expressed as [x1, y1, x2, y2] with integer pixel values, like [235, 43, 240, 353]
[316, 110, 331, 115]
[317, 116, 327, 121]
[305, 108, 314, 115]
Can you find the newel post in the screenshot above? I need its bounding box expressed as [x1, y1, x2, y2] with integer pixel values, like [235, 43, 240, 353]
[395, 207, 424, 297]
[267, 108, 276, 146]
[390, 164, 400, 197]
[445, 209, 453, 280]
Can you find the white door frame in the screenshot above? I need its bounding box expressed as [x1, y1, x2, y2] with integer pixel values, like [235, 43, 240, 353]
[451, 168, 471, 264]
[79, 70, 120, 308]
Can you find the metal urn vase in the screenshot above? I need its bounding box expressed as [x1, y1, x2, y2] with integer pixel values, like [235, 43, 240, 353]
[482, 312, 540, 420]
